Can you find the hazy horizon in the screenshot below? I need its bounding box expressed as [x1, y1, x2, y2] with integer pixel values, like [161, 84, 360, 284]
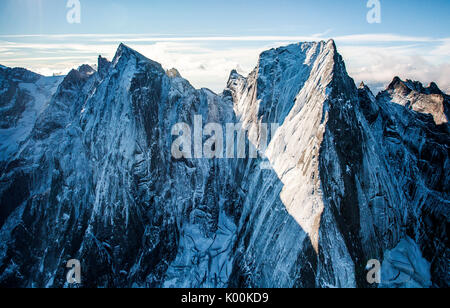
[1, 0, 449, 93]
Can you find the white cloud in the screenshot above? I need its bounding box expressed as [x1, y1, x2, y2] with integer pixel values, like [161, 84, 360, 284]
[0, 34, 449, 94]
[128, 42, 270, 92]
[339, 42, 450, 94]
[334, 33, 435, 43]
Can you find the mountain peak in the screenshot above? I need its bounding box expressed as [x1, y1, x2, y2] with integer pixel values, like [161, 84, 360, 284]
[111, 43, 164, 75]
[358, 82, 376, 98]
[387, 76, 444, 96]
[387, 76, 411, 94]
[97, 55, 111, 78]
[326, 38, 337, 51]
[427, 82, 442, 95]
[228, 69, 243, 81]
[77, 64, 95, 77]
[388, 76, 402, 88]
[113, 43, 141, 62]
[383, 77, 449, 124]
[117, 42, 137, 55]
[226, 69, 246, 92]
[166, 68, 181, 78]
[113, 43, 149, 64]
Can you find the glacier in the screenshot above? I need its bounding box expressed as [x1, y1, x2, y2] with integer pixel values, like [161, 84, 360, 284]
[0, 41, 448, 288]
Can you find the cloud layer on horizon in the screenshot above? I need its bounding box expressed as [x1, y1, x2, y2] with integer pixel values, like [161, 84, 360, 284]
[1, 33, 449, 94]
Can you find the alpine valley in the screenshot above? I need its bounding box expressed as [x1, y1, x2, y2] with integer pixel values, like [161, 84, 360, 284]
[0, 40, 448, 288]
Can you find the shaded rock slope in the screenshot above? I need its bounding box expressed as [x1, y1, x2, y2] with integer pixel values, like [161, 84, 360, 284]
[0, 41, 448, 288]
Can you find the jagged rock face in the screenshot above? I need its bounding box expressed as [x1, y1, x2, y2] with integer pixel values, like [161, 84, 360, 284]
[227, 40, 448, 288]
[0, 44, 236, 287]
[0, 67, 62, 161]
[373, 82, 449, 288]
[385, 77, 449, 125]
[0, 66, 63, 230]
[0, 42, 448, 288]
[0, 68, 40, 129]
[227, 41, 358, 287]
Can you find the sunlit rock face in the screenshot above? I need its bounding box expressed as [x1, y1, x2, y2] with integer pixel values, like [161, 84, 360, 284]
[224, 40, 448, 288]
[0, 42, 448, 288]
[384, 77, 449, 125]
[227, 40, 358, 287]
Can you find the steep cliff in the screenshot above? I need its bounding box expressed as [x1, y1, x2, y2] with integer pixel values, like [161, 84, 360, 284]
[0, 41, 448, 288]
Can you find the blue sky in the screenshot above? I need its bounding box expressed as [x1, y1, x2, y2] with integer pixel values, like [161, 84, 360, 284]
[1, 0, 449, 37]
[1, 0, 449, 93]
